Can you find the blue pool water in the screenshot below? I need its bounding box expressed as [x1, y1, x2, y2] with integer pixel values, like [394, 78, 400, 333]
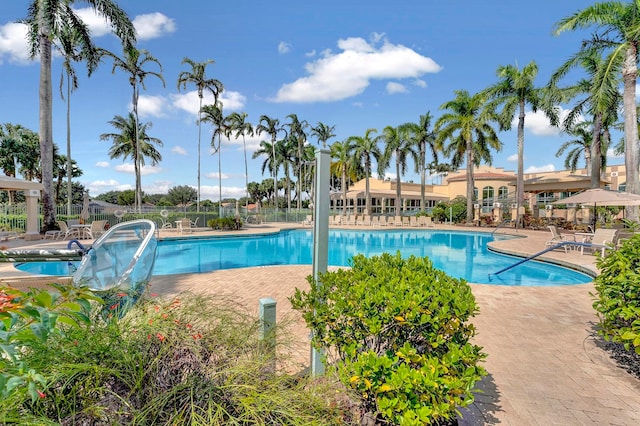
[15, 229, 592, 286]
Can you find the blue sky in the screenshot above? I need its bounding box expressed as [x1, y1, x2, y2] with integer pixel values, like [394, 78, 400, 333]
[0, 0, 624, 199]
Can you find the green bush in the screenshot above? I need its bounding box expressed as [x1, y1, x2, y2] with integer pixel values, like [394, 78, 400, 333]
[208, 216, 242, 230]
[593, 234, 640, 354]
[290, 252, 487, 425]
[431, 196, 467, 224]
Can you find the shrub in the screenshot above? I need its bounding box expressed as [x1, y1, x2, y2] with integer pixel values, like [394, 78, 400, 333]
[431, 197, 467, 224]
[593, 234, 640, 354]
[290, 252, 487, 425]
[1, 289, 354, 425]
[208, 216, 242, 230]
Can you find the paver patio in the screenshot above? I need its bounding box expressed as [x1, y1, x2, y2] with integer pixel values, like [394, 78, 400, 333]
[2, 224, 640, 424]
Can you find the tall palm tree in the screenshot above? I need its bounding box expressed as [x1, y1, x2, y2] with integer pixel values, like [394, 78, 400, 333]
[255, 116, 287, 218]
[24, 0, 135, 228]
[99, 113, 163, 198]
[310, 122, 336, 148]
[556, 121, 610, 173]
[348, 128, 381, 215]
[330, 139, 356, 216]
[200, 103, 227, 217]
[101, 46, 165, 213]
[555, 2, 640, 220]
[436, 90, 502, 223]
[286, 114, 308, 210]
[225, 112, 254, 211]
[483, 61, 555, 227]
[549, 47, 621, 188]
[177, 58, 224, 213]
[277, 136, 298, 210]
[403, 113, 439, 212]
[57, 22, 98, 217]
[252, 140, 280, 207]
[379, 124, 419, 217]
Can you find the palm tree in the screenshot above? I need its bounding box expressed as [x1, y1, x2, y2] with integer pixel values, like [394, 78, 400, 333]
[24, 0, 135, 228]
[286, 114, 308, 210]
[177, 58, 224, 213]
[403, 113, 439, 212]
[379, 124, 419, 217]
[255, 116, 287, 218]
[348, 128, 381, 215]
[101, 46, 165, 213]
[252, 140, 280, 208]
[99, 113, 163, 197]
[549, 47, 621, 188]
[483, 61, 555, 227]
[277, 136, 298, 210]
[200, 103, 227, 217]
[557, 121, 610, 173]
[57, 22, 98, 217]
[225, 112, 254, 212]
[310, 122, 336, 148]
[555, 2, 640, 220]
[330, 139, 356, 216]
[436, 90, 502, 223]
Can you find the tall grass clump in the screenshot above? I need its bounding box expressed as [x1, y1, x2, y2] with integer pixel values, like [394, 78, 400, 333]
[291, 252, 487, 425]
[1, 286, 355, 425]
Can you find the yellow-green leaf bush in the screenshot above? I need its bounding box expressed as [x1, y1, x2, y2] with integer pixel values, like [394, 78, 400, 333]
[290, 252, 487, 425]
[593, 234, 640, 354]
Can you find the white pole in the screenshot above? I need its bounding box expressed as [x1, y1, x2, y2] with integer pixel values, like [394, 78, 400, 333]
[311, 149, 330, 376]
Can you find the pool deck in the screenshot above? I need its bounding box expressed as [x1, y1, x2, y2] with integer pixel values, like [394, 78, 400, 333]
[2, 223, 640, 425]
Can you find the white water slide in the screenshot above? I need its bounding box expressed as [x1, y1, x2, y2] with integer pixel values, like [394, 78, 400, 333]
[73, 219, 157, 310]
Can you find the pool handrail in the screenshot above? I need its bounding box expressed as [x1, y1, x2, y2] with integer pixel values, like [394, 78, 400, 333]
[488, 241, 593, 280]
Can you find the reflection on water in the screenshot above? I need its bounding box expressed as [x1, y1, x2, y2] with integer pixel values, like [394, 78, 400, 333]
[151, 230, 590, 286]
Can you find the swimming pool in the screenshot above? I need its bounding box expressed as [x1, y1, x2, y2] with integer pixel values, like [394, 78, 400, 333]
[15, 229, 592, 286]
[16, 230, 592, 286]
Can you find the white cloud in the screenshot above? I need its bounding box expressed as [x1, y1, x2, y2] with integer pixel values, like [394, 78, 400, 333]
[525, 164, 556, 173]
[515, 107, 575, 136]
[133, 13, 176, 40]
[171, 90, 246, 115]
[114, 163, 163, 175]
[278, 41, 291, 54]
[96, 161, 110, 168]
[386, 82, 408, 94]
[200, 185, 246, 201]
[0, 22, 31, 64]
[204, 172, 232, 180]
[305, 49, 316, 57]
[607, 148, 624, 159]
[171, 146, 187, 155]
[143, 180, 173, 194]
[137, 94, 169, 118]
[87, 179, 132, 195]
[507, 154, 518, 162]
[413, 79, 427, 88]
[272, 36, 442, 103]
[74, 7, 114, 37]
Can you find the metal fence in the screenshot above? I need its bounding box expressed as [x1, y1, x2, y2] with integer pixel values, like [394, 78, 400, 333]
[0, 203, 316, 233]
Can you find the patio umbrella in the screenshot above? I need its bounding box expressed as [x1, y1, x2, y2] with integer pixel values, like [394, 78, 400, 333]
[80, 190, 90, 223]
[552, 188, 640, 228]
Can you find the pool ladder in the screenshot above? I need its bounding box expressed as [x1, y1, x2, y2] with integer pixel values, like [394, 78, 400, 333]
[488, 241, 593, 281]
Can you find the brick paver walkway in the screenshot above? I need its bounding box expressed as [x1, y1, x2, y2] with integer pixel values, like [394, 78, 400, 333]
[3, 224, 640, 424]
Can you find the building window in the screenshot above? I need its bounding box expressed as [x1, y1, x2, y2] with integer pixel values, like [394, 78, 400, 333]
[618, 182, 626, 192]
[482, 186, 494, 207]
[473, 187, 478, 200]
[498, 186, 509, 199]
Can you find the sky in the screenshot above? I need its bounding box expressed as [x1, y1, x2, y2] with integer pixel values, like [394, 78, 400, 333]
[0, 0, 626, 200]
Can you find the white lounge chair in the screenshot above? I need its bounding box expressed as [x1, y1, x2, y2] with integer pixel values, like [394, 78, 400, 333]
[545, 225, 575, 253]
[86, 220, 107, 239]
[581, 228, 619, 256]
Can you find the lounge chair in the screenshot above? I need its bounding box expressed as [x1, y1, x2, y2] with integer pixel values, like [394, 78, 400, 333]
[334, 215, 342, 226]
[346, 215, 356, 226]
[409, 216, 418, 227]
[370, 216, 379, 227]
[302, 215, 313, 226]
[56, 221, 79, 240]
[402, 216, 410, 227]
[190, 217, 199, 229]
[0, 229, 20, 241]
[378, 216, 388, 227]
[177, 218, 192, 234]
[581, 228, 619, 256]
[86, 220, 107, 239]
[545, 225, 575, 253]
[393, 216, 403, 227]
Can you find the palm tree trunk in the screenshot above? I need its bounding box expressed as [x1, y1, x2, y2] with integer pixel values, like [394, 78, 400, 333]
[590, 114, 603, 188]
[516, 102, 525, 229]
[132, 83, 141, 214]
[271, 137, 278, 219]
[218, 133, 223, 217]
[365, 158, 371, 215]
[395, 154, 401, 216]
[342, 168, 347, 216]
[243, 135, 249, 212]
[420, 142, 426, 213]
[197, 96, 203, 213]
[466, 140, 474, 224]
[39, 26, 55, 229]
[623, 45, 640, 221]
[66, 71, 73, 217]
